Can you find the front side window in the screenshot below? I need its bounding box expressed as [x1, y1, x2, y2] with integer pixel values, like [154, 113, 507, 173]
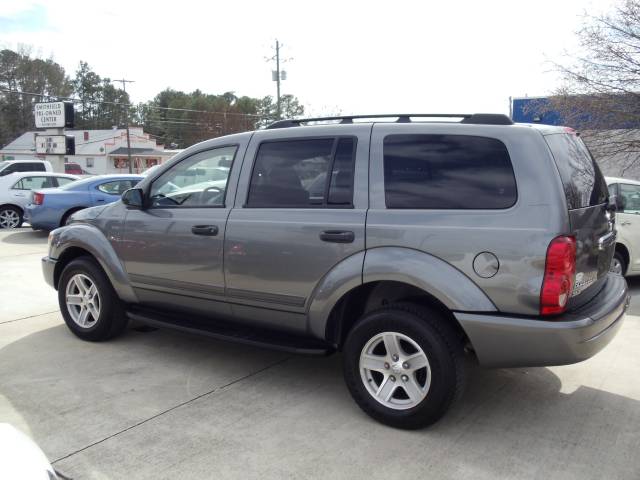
[149, 146, 237, 208]
[12, 176, 54, 190]
[97, 180, 136, 195]
[384, 134, 517, 209]
[619, 183, 640, 214]
[247, 137, 356, 208]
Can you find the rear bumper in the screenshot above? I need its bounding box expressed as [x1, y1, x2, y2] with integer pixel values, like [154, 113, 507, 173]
[455, 273, 629, 368]
[42, 256, 57, 289]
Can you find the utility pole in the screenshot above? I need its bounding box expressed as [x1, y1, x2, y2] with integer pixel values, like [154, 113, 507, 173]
[114, 78, 135, 173]
[268, 40, 288, 120]
[275, 40, 281, 120]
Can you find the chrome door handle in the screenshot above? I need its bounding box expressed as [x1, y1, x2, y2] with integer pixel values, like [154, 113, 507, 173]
[192, 225, 219, 236]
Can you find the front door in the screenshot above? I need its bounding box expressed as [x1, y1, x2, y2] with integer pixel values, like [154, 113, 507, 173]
[120, 144, 242, 318]
[224, 126, 370, 334]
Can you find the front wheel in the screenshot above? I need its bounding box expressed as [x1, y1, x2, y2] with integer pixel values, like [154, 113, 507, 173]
[343, 303, 466, 429]
[58, 257, 128, 341]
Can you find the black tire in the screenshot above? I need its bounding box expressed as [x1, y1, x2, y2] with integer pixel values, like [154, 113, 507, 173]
[60, 208, 84, 227]
[58, 256, 128, 341]
[612, 251, 627, 276]
[343, 303, 465, 429]
[0, 205, 23, 229]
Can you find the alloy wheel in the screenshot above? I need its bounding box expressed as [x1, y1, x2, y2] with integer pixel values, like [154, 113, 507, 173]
[359, 331, 431, 410]
[65, 273, 101, 328]
[0, 209, 20, 228]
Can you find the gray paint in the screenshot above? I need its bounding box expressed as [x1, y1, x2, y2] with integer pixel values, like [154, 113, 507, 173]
[41, 120, 627, 369]
[362, 247, 496, 311]
[456, 273, 628, 367]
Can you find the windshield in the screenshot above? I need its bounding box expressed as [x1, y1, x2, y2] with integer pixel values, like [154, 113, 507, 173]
[0, 161, 8, 171]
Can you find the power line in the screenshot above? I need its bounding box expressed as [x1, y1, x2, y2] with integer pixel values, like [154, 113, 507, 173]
[0, 88, 265, 118]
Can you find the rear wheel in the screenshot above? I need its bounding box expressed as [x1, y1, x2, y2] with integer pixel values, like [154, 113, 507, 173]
[343, 303, 465, 429]
[0, 206, 23, 229]
[58, 257, 128, 341]
[60, 208, 84, 226]
[610, 251, 627, 276]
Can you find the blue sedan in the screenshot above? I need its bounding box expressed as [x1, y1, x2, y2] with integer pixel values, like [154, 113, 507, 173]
[25, 174, 144, 230]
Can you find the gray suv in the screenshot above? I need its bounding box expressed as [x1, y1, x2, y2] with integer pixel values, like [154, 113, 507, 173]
[42, 114, 629, 429]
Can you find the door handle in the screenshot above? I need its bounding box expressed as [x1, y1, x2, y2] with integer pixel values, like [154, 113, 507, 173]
[319, 230, 355, 243]
[192, 225, 219, 236]
[620, 221, 631, 226]
[96, 199, 105, 202]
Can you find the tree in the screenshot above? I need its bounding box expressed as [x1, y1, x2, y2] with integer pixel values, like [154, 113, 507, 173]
[0, 47, 73, 148]
[540, 0, 640, 174]
[256, 94, 305, 128]
[72, 62, 134, 130]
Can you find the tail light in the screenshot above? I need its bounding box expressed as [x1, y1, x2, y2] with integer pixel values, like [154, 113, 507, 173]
[33, 192, 45, 205]
[541, 236, 576, 315]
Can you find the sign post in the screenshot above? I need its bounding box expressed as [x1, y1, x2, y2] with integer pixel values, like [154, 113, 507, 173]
[34, 102, 75, 173]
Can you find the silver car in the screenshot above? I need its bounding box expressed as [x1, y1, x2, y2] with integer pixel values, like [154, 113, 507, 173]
[0, 172, 78, 228]
[42, 114, 629, 429]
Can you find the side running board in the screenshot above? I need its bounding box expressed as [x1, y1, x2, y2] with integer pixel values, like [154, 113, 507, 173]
[126, 307, 335, 356]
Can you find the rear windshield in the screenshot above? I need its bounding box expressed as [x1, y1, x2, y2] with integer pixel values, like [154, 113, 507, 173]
[545, 133, 608, 209]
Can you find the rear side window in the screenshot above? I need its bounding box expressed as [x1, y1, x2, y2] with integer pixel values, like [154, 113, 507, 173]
[12, 176, 55, 190]
[97, 180, 135, 195]
[383, 134, 517, 209]
[16, 163, 44, 172]
[544, 133, 608, 209]
[247, 137, 356, 208]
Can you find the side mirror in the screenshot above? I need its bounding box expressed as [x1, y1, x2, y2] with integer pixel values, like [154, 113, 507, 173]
[122, 188, 144, 209]
[610, 195, 624, 212]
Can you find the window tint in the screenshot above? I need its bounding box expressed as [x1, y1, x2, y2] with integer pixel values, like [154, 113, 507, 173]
[149, 146, 237, 208]
[12, 176, 55, 190]
[545, 133, 608, 209]
[55, 176, 76, 187]
[97, 180, 135, 195]
[619, 183, 640, 214]
[15, 163, 44, 172]
[247, 137, 356, 207]
[383, 134, 517, 209]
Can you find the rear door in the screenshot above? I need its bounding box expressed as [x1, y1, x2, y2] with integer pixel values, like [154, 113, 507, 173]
[544, 132, 613, 308]
[224, 125, 369, 334]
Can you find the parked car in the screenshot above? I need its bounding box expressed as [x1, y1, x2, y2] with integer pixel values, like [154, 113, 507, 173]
[606, 176, 640, 275]
[64, 162, 84, 175]
[25, 174, 143, 230]
[42, 114, 629, 429]
[0, 424, 61, 480]
[0, 159, 52, 176]
[0, 172, 79, 228]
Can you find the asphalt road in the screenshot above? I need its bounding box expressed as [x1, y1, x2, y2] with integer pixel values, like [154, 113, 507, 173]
[1, 228, 639, 479]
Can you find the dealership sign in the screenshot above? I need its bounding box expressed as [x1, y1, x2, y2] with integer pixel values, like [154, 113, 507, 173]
[35, 134, 75, 155]
[34, 102, 75, 128]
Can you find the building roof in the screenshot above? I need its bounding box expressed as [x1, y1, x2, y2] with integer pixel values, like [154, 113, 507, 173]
[108, 147, 171, 157]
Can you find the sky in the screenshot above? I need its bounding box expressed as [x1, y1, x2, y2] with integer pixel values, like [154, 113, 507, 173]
[0, 0, 619, 116]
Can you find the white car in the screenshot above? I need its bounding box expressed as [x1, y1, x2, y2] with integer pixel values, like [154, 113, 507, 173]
[0, 172, 78, 228]
[606, 176, 640, 275]
[0, 159, 53, 176]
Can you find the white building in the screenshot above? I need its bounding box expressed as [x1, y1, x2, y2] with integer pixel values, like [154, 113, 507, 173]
[0, 127, 180, 174]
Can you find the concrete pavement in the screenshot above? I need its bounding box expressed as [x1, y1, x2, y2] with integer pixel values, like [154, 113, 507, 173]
[1, 228, 639, 479]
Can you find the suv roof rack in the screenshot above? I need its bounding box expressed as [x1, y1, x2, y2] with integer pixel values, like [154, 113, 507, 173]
[266, 113, 514, 129]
